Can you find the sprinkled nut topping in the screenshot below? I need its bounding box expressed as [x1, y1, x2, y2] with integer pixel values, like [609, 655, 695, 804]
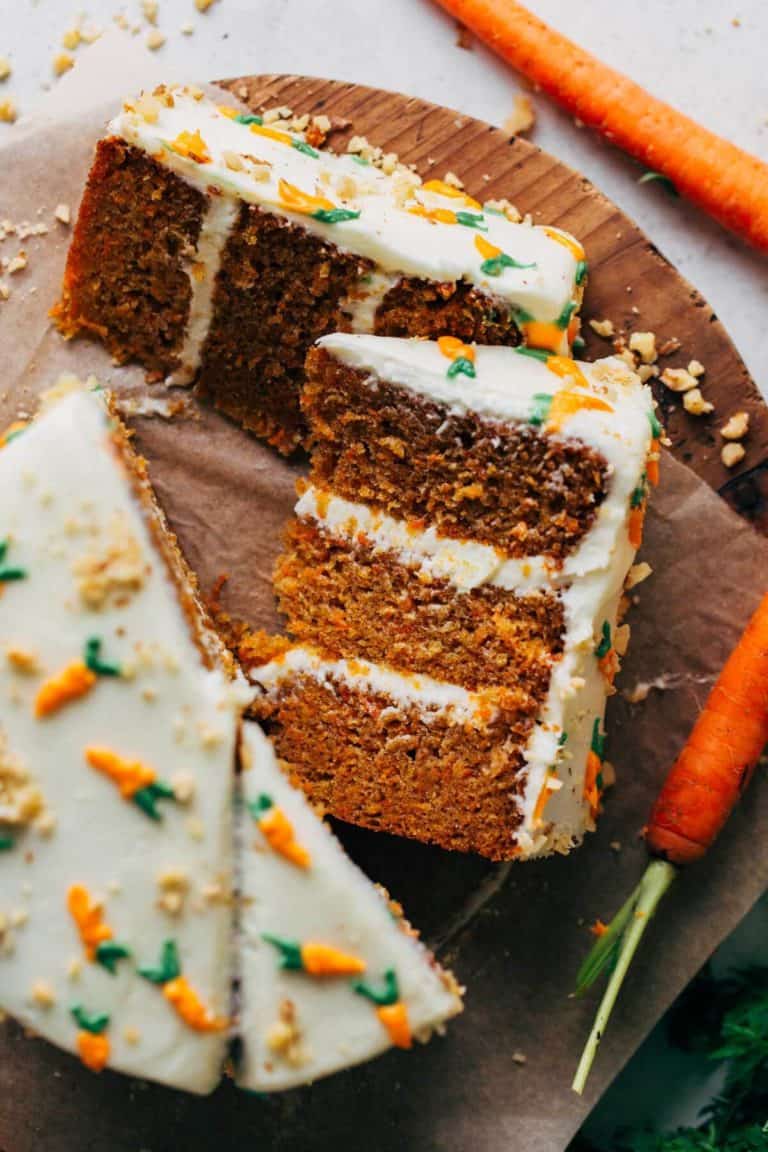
[720, 411, 749, 441]
[73, 513, 146, 610]
[682, 388, 714, 416]
[30, 981, 56, 1008]
[661, 367, 698, 393]
[5, 646, 40, 674]
[721, 442, 746, 468]
[628, 331, 657, 364]
[266, 999, 310, 1068]
[687, 359, 705, 377]
[589, 318, 614, 339]
[146, 29, 166, 51]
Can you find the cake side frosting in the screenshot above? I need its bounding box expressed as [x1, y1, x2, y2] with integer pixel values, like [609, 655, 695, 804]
[0, 386, 247, 1092]
[237, 722, 462, 1091]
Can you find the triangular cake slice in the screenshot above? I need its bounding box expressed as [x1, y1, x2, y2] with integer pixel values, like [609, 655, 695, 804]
[0, 382, 246, 1093]
[237, 721, 462, 1090]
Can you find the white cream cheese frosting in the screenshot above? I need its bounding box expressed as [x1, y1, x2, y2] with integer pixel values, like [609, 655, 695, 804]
[251, 337, 657, 859]
[0, 386, 246, 1092]
[107, 86, 585, 370]
[237, 722, 462, 1091]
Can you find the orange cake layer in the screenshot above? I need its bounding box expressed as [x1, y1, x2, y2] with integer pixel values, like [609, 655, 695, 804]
[275, 515, 564, 697]
[303, 345, 609, 560]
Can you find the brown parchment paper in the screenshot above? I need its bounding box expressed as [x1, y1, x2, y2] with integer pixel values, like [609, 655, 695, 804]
[1, 100, 767, 1152]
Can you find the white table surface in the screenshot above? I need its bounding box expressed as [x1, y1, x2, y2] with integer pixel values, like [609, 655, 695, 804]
[2, 0, 767, 1142]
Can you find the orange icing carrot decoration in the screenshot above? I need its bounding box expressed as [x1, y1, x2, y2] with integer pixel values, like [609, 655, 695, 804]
[163, 977, 228, 1033]
[85, 746, 176, 820]
[594, 621, 619, 687]
[67, 885, 112, 960]
[0, 420, 27, 448]
[169, 129, 211, 164]
[646, 440, 661, 487]
[545, 355, 589, 389]
[421, 179, 482, 210]
[376, 1003, 413, 1049]
[250, 122, 293, 146]
[407, 204, 458, 225]
[278, 178, 335, 216]
[35, 662, 96, 718]
[437, 335, 475, 363]
[521, 321, 565, 353]
[259, 808, 311, 869]
[542, 226, 585, 262]
[475, 235, 501, 261]
[583, 719, 606, 820]
[546, 390, 613, 433]
[71, 1005, 110, 1072]
[353, 968, 412, 1047]
[263, 934, 366, 976]
[628, 504, 646, 549]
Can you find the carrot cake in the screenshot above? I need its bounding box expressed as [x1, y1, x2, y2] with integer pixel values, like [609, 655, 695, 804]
[0, 377, 462, 1090]
[54, 85, 587, 452]
[0, 380, 247, 1092]
[237, 721, 461, 1090]
[245, 335, 659, 860]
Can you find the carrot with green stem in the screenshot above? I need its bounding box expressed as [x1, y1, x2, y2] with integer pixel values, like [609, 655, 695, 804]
[572, 590, 768, 1095]
[430, 0, 768, 252]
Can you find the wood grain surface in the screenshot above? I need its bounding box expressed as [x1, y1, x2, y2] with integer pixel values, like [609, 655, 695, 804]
[1, 76, 767, 1152]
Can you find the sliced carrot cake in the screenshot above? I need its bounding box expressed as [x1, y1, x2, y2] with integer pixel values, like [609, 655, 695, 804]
[54, 85, 587, 452]
[237, 721, 461, 1090]
[0, 380, 247, 1092]
[245, 335, 659, 861]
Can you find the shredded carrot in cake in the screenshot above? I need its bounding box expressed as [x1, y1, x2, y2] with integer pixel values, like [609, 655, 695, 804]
[35, 662, 96, 718]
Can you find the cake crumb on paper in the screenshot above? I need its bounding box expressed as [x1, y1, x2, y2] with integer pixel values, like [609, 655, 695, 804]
[54, 204, 71, 226]
[0, 99, 17, 123]
[145, 29, 166, 50]
[52, 52, 75, 77]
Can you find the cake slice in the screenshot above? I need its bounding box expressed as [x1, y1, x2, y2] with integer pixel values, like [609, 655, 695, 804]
[237, 722, 462, 1091]
[54, 85, 586, 452]
[0, 382, 247, 1092]
[245, 335, 659, 860]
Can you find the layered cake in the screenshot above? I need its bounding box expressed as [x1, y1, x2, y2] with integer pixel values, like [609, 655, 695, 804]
[237, 722, 461, 1090]
[54, 85, 586, 452]
[246, 336, 659, 860]
[0, 379, 461, 1089]
[0, 381, 246, 1092]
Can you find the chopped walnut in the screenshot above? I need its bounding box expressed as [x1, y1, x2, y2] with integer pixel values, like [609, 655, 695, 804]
[171, 772, 196, 804]
[503, 94, 535, 137]
[266, 999, 310, 1067]
[444, 170, 464, 189]
[483, 197, 522, 223]
[5, 646, 40, 674]
[54, 203, 71, 226]
[682, 388, 714, 416]
[589, 318, 615, 339]
[222, 150, 245, 172]
[657, 336, 681, 357]
[721, 442, 746, 468]
[30, 981, 56, 1008]
[145, 29, 166, 50]
[6, 251, 27, 275]
[141, 0, 159, 23]
[637, 364, 659, 383]
[156, 869, 189, 917]
[628, 331, 657, 364]
[614, 624, 631, 657]
[660, 367, 697, 393]
[312, 114, 331, 134]
[720, 411, 749, 440]
[687, 359, 705, 378]
[625, 561, 652, 589]
[0, 729, 45, 826]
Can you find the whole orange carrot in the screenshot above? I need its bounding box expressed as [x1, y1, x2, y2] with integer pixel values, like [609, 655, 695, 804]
[573, 591, 768, 1093]
[432, 0, 768, 251]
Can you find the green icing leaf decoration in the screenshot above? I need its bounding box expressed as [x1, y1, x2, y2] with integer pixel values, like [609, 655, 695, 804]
[514, 346, 550, 363]
[262, 933, 304, 971]
[630, 473, 648, 509]
[350, 154, 370, 166]
[454, 211, 487, 231]
[572, 334, 586, 354]
[248, 793, 274, 818]
[595, 620, 612, 660]
[292, 139, 319, 158]
[648, 409, 663, 439]
[555, 299, 578, 329]
[95, 941, 131, 975]
[311, 207, 361, 224]
[638, 170, 679, 198]
[529, 393, 554, 427]
[591, 717, 606, 761]
[353, 968, 400, 1006]
[558, 732, 568, 747]
[235, 113, 263, 126]
[0, 834, 14, 851]
[481, 253, 537, 276]
[446, 356, 476, 380]
[132, 780, 176, 821]
[70, 1004, 110, 1034]
[575, 259, 588, 286]
[0, 537, 27, 582]
[3, 427, 25, 445]
[84, 637, 122, 678]
[139, 938, 180, 985]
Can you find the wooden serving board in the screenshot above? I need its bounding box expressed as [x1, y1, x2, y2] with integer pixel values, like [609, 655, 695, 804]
[1, 76, 767, 1152]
